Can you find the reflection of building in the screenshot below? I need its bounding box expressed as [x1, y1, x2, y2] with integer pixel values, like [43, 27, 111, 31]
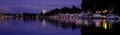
[42, 19, 46, 27]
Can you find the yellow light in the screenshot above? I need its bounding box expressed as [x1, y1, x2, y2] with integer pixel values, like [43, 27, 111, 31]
[103, 22, 107, 29]
[108, 23, 112, 29]
[84, 20, 87, 25]
[103, 19, 107, 29]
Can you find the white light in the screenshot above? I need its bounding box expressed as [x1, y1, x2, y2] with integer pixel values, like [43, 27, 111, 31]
[42, 9, 47, 14]
[103, 10, 107, 13]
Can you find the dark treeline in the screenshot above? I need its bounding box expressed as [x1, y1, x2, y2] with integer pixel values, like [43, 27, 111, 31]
[0, 13, 39, 16]
[40, 5, 82, 16]
[0, 13, 40, 18]
[82, 0, 120, 15]
[41, 0, 120, 16]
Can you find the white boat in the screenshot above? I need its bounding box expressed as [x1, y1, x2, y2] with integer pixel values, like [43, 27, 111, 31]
[107, 14, 119, 19]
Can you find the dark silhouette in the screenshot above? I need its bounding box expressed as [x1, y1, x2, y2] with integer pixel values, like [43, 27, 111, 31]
[40, 5, 82, 16]
[81, 0, 120, 15]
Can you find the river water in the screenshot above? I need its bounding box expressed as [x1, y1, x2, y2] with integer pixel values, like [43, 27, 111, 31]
[0, 17, 120, 35]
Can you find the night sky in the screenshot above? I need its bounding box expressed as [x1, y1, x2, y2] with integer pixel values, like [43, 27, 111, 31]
[0, 0, 82, 14]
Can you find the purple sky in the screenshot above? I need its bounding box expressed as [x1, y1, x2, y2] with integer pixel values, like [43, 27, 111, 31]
[0, 0, 82, 14]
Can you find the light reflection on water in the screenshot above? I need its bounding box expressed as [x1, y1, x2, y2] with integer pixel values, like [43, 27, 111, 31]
[75, 19, 113, 29]
[0, 17, 120, 35]
[42, 19, 46, 27]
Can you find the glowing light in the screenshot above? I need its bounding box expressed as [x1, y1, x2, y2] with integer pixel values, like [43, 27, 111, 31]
[103, 19, 107, 29]
[103, 22, 107, 29]
[84, 20, 88, 26]
[96, 11, 101, 14]
[42, 9, 47, 14]
[95, 20, 100, 27]
[103, 10, 107, 13]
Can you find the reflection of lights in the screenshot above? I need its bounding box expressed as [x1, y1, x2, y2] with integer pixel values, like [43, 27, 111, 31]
[95, 20, 100, 27]
[103, 19, 107, 29]
[16, 17, 19, 20]
[42, 19, 46, 27]
[108, 23, 112, 29]
[20, 17, 23, 21]
[84, 20, 88, 26]
[36, 15, 39, 20]
[103, 22, 107, 29]
[76, 19, 81, 26]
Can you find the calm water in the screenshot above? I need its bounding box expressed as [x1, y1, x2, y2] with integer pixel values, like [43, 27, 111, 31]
[0, 17, 120, 35]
